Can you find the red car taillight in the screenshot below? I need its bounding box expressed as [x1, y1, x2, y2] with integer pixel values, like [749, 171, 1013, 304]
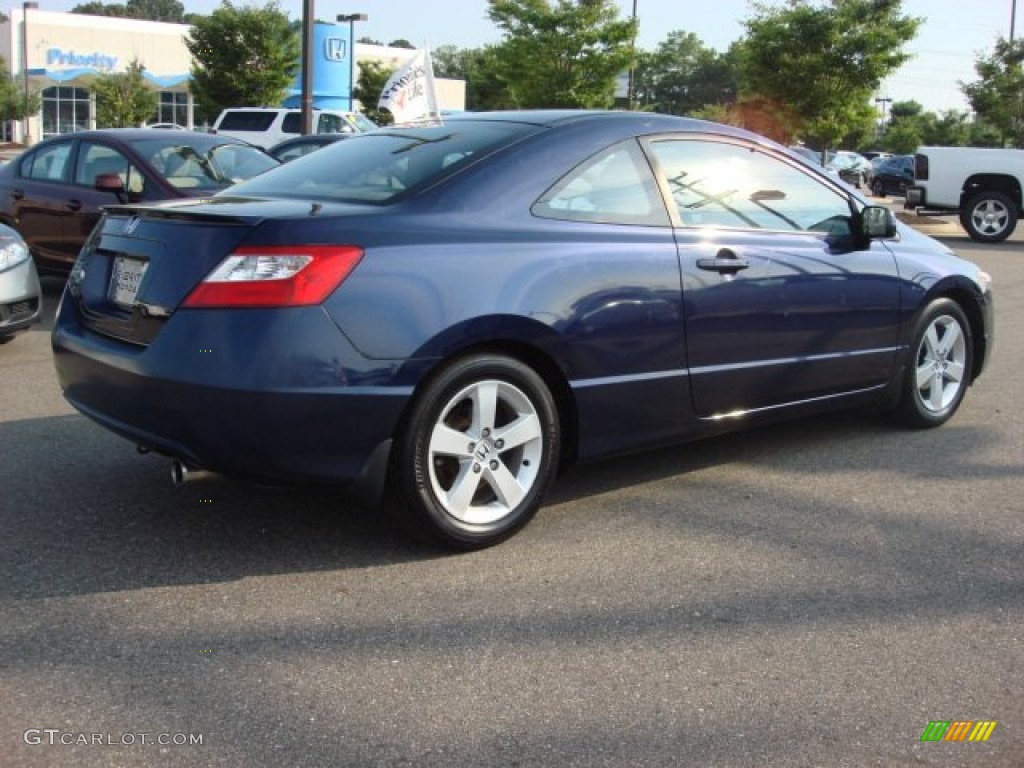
[182, 245, 363, 308]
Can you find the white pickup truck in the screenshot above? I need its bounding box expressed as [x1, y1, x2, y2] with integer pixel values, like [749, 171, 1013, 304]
[905, 145, 1024, 242]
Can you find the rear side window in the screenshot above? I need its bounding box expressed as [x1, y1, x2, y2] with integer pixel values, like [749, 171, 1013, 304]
[226, 121, 542, 204]
[532, 140, 669, 226]
[217, 111, 276, 131]
[22, 141, 73, 181]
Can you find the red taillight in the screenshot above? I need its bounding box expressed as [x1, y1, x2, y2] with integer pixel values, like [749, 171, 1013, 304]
[182, 245, 363, 308]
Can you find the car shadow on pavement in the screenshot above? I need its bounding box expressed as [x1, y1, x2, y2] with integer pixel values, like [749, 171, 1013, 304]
[0, 402, 1013, 602]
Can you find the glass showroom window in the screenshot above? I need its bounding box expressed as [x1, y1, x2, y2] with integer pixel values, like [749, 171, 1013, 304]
[153, 92, 189, 128]
[41, 87, 91, 138]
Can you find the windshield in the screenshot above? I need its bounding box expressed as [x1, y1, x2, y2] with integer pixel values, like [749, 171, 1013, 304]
[224, 121, 542, 204]
[349, 113, 379, 132]
[129, 138, 278, 190]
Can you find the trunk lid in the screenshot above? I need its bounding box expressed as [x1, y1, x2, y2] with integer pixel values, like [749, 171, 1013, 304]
[65, 197, 349, 345]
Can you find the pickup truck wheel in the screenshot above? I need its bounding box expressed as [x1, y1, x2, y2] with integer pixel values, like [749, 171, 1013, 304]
[961, 191, 1017, 242]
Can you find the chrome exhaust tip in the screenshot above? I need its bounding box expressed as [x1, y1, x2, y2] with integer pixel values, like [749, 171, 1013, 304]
[170, 459, 190, 486]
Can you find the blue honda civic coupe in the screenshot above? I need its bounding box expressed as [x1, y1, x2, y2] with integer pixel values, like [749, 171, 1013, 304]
[52, 110, 994, 549]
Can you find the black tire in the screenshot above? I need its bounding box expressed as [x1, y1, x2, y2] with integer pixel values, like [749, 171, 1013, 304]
[871, 179, 884, 198]
[961, 191, 1018, 243]
[895, 298, 973, 429]
[389, 354, 560, 550]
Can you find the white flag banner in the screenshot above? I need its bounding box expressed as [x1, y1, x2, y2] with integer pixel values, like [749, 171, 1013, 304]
[378, 47, 439, 124]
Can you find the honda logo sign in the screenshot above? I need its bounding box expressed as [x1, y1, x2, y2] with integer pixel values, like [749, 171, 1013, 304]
[324, 37, 347, 62]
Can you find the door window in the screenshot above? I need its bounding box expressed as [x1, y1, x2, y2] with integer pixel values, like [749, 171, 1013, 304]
[74, 142, 146, 195]
[649, 139, 854, 235]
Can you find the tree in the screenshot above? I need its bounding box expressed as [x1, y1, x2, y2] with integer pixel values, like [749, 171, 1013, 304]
[186, 1, 299, 121]
[962, 37, 1024, 147]
[632, 31, 738, 114]
[354, 59, 395, 125]
[71, 2, 132, 17]
[739, 0, 921, 153]
[486, 0, 637, 108]
[71, 0, 185, 21]
[91, 58, 158, 127]
[433, 44, 515, 111]
[0, 56, 39, 129]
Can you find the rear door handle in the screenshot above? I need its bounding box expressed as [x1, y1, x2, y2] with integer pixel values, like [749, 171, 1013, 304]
[11, 189, 23, 200]
[66, 199, 82, 212]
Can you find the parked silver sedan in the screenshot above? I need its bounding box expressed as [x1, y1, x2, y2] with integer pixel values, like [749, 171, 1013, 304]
[0, 224, 42, 343]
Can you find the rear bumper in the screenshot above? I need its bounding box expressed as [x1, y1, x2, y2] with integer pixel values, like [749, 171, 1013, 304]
[51, 300, 411, 496]
[905, 186, 925, 206]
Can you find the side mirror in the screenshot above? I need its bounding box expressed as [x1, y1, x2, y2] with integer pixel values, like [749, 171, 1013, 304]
[95, 173, 125, 193]
[861, 205, 897, 239]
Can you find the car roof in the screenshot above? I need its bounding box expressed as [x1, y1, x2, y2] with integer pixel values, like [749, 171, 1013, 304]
[31, 128, 250, 147]
[400, 109, 768, 145]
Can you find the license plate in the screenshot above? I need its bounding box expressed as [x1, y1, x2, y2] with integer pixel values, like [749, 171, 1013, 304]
[109, 257, 148, 307]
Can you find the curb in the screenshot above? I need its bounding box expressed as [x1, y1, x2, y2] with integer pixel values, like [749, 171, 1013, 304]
[894, 210, 961, 235]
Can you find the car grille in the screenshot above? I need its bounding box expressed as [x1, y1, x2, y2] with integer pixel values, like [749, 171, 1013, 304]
[0, 298, 39, 326]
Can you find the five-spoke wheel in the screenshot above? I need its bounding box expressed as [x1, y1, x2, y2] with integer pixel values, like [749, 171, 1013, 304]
[897, 299, 973, 428]
[391, 354, 560, 549]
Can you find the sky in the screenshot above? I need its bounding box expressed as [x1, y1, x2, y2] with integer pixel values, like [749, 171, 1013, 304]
[27, 0, 1019, 113]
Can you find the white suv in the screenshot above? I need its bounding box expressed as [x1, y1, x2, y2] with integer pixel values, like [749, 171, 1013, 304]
[212, 108, 377, 149]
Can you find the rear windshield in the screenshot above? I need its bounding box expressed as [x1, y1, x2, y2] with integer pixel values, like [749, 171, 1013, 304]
[223, 120, 543, 204]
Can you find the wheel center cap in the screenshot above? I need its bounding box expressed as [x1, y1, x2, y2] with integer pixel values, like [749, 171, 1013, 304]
[474, 439, 494, 463]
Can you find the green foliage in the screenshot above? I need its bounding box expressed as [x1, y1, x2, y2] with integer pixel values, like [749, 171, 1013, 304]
[354, 60, 394, 125]
[871, 100, 979, 152]
[739, 0, 921, 151]
[91, 58, 158, 127]
[186, 1, 300, 120]
[486, 0, 637, 108]
[962, 37, 1024, 147]
[71, 0, 185, 22]
[632, 32, 738, 115]
[433, 44, 514, 111]
[0, 56, 39, 124]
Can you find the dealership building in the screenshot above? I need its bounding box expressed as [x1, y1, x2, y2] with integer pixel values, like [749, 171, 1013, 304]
[0, 6, 465, 144]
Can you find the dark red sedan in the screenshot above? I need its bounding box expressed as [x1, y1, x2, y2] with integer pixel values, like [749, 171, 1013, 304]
[0, 129, 278, 275]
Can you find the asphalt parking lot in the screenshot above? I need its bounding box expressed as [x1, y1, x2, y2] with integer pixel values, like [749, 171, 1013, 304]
[1, 223, 1021, 767]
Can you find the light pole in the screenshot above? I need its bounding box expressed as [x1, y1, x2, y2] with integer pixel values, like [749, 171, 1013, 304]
[22, 1, 37, 145]
[337, 13, 368, 112]
[874, 96, 891, 137]
[300, 0, 314, 134]
[627, 0, 637, 110]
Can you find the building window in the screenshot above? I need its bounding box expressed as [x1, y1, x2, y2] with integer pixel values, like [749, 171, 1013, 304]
[41, 87, 90, 138]
[153, 92, 189, 128]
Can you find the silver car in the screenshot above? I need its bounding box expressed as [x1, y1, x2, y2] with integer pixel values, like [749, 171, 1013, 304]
[0, 224, 42, 343]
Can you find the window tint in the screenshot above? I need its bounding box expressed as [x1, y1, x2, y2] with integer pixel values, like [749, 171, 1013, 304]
[217, 111, 276, 131]
[22, 141, 73, 181]
[650, 139, 854, 234]
[227, 121, 542, 204]
[280, 112, 302, 134]
[533, 140, 669, 226]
